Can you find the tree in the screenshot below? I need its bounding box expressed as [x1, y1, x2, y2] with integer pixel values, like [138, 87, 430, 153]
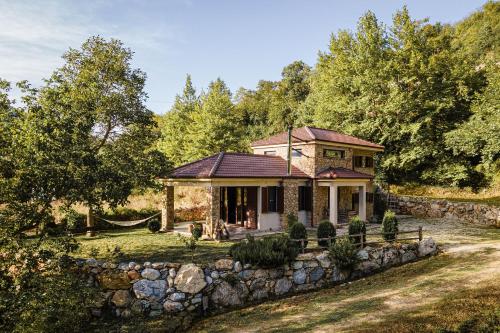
[305, 8, 481, 186]
[268, 61, 311, 132]
[0, 36, 170, 330]
[158, 75, 199, 166]
[38, 36, 171, 226]
[185, 78, 245, 160]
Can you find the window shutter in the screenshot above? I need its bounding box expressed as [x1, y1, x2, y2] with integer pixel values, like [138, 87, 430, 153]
[305, 187, 312, 211]
[277, 187, 284, 213]
[261, 187, 268, 213]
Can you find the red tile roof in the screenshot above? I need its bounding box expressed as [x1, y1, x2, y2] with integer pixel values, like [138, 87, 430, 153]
[316, 167, 374, 179]
[170, 152, 310, 179]
[251, 126, 384, 150]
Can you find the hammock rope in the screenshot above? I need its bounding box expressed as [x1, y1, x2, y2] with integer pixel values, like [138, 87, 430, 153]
[95, 212, 161, 227]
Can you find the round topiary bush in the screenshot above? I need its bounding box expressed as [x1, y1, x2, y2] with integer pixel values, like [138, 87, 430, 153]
[147, 218, 161, 233]
[317, 220, 336, 247]
[191, 222, 203, 240]
[382, 210, 398, 241]
[289, 222, 308, 250]
[348, 216, 366, 246]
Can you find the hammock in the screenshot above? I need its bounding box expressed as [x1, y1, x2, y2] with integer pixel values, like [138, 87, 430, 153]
[95, 212, 161, 227]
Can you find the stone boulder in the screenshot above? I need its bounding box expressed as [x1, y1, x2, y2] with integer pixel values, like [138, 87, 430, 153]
[141, 268, 160, 280]
[310, 267, 324, 282]
[211, 281, 248, 307]
[174, 264, 207, 294]
[316, 252, 331, 268]
[274, 278, 292, 295]
[293, 268, 307, 284]
[98, 270, 130, 290]
[111, 290, 131, 307]
[215, 259, 233, 271]
[132, 279, 167, 302]
[163, 300, 184, 313]
[418, 238, 437, 257]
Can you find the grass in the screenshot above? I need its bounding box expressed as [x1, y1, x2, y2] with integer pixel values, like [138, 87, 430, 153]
[74, 228, 232, 264]
[189, 220, 500, 333]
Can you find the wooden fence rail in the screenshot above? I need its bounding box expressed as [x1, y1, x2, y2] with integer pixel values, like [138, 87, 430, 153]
[289, 226, 423, 253]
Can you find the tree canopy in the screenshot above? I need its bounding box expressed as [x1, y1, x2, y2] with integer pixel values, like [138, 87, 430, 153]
[159, 3, 499, 188]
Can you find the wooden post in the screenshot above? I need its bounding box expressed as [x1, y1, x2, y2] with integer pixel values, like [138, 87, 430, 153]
[86, 207, 96, 237]
[301, 239, 305, 253]
[360, 233, 364, 248]
[418, 226, 423, 241]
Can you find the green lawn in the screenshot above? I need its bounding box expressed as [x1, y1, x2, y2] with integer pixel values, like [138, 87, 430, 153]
[189, 219, 500, 333]
[74, 228, 232, 264]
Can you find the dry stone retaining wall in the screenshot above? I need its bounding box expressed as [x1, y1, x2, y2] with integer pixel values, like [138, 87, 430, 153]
[78, 238, 437, 331]
[394, 195, 500, 226]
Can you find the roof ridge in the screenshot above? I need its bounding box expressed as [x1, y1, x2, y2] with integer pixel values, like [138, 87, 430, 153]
[171, 153, 220, 172]
[209, 152, 225, 177]
[303, 126, 316, 140]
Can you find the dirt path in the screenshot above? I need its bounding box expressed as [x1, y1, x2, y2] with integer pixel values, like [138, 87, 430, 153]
[191, 218, 500, 333]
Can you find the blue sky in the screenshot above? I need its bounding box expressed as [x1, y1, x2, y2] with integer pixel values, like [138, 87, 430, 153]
[0, 0, 488, 114]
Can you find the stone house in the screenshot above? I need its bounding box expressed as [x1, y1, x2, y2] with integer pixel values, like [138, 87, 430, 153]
[161, 126, 384, 236]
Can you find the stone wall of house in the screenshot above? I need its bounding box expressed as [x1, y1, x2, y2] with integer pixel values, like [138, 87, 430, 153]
[205, 186, 221, 236]
[394, 195, 499, 227]
[161, 186, 175, 232]
[78, 238, 437, 331]
[282, 180, 299, 228]
[312, 181, 329, 226]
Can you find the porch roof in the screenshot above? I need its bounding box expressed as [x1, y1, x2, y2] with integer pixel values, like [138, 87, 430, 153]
[169, 152, 310, 179]
[315, 167, 374, 179]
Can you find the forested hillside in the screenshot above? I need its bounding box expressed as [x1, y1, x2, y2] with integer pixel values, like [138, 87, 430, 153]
[158, 3, 499, 189]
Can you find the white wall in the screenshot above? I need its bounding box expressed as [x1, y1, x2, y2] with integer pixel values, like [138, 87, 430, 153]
[258, 212, 281, 231]
[298, 210, 310, 226]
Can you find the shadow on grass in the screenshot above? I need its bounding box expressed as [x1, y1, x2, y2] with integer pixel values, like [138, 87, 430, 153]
[191, 250, 498, 333]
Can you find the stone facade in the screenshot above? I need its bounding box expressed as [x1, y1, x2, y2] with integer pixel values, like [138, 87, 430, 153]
[161, 186, 175, 232]
[78, 238, 437, 331]
[312, 182, 329, 226]
[205, 186, 221, 237]
[395, 195, 500, 227]
[282, 180, 300, 228]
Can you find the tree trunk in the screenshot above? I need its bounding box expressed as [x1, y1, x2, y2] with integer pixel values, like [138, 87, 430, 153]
[86, 207, 96, 237]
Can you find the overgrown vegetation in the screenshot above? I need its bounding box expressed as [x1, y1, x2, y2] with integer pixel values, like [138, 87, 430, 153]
[286, 212, 299, 231]
[147, 218, 161, 233]
[317, 220, 336, 247]
[229, 234, 299, 268]
[382, 210, 398, 241]
[348, 216, 367, 245]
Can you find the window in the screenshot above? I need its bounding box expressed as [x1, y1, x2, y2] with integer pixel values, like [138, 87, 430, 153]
[365, 156, 374, 168]
[261, 186, 284, 213]
[323, 149, 345, 159]
[298, 186, 312, 211]
[292, 148, 302, 157]
[354, 156, 374, 168]
[264, 150, 276, 156]
[354, 156, 363, 168]
[268, 186, 278, 212]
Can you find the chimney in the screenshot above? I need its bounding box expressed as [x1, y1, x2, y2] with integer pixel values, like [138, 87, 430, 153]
[287, 126, 292, 176]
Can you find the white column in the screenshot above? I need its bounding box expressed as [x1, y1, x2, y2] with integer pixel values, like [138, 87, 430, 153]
[359, 185, 366, 221]
[257, 186, 262, 230]
[329, 184, 338, 225]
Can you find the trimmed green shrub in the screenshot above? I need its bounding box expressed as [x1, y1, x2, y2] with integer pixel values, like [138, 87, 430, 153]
[286, 212, 298, 231]
[289, 222, 308, 249]
[329, 236, 360, 270]
[191, 222, 203, 240]
[348, 216, 366, 245]
[382, 210, 398, 241]
[147, 218, 161, 233]
[229, 234, 298, 268]
[317, 220, 336, 247]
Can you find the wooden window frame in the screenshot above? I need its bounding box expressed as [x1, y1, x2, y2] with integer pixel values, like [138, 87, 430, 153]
[323, 148, 345, 159]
